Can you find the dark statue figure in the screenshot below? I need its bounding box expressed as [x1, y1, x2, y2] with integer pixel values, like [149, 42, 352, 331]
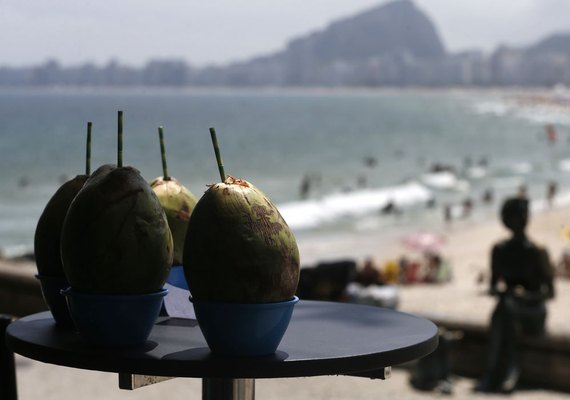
[475, 197, 555, 393]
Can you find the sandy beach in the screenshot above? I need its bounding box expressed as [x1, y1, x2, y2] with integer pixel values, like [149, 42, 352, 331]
[298, 200, 570, 336]
[13, 355, 569, 400]
[8, 200, 570, 399]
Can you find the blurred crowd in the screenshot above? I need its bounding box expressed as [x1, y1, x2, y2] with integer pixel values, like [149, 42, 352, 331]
[355, 253, 452, 287]
[297, 251, 452, 310]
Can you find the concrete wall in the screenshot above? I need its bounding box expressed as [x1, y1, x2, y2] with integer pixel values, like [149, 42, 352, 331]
[0, 270, 47, 317]
[429, 316, 570, 392]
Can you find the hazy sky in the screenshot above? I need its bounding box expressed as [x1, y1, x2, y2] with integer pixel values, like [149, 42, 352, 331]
[2, 0, 569, 67]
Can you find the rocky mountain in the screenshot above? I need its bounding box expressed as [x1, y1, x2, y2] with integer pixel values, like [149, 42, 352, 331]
[207, 0, 447, 85]
[283, 0, 445, 63]
[525, 33, 570, 56]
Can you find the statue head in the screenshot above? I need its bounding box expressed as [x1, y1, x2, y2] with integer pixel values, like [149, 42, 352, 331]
[500, 197, 529, 234]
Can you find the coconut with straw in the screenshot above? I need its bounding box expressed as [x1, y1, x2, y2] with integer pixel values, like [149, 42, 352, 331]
[183, 127, 300, 303]
[35, 122, 93, 277]
[150, 126, 197, 266]
[61, 111, 173, 294]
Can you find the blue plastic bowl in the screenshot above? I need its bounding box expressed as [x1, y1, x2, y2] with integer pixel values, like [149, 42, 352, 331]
[191, 296, 299, 357]
[166, 265, 189, 290]
[35, 274, 74, 329]
[62, 288, 167, 347]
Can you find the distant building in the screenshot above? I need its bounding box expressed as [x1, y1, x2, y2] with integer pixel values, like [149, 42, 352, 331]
[2, 1, 570, 88]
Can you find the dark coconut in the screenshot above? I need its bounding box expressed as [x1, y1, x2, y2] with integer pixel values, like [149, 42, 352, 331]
[183, 176, 300, 303]
[61, 164, 173, 294]
[34, 175, 88, 277]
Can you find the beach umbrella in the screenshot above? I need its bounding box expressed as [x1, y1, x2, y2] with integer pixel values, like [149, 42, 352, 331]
[402, 231, 446, 253]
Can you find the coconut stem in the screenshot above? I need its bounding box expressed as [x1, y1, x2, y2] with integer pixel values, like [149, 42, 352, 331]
[209, 127, 226, 182]
[158, 126, 170, 181]
[117, 110, 123, 168]
[86, 122, 92, 175]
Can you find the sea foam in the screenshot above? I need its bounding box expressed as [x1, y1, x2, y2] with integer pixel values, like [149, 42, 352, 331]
[279, 181, 431, 230]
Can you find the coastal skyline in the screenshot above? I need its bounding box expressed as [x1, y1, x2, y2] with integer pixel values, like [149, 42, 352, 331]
[2, 0, 570, 68]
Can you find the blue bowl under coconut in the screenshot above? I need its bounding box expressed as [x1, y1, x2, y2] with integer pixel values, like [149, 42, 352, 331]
[191, 296, 299, 356]
[166, 265, 189, 290]
[35, 274, 74, 328]
[62, 288, 167, 347]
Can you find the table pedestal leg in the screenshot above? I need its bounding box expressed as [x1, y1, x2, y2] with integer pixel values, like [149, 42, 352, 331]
[0, 315, 17, 400]
[202, 378, 255, 400]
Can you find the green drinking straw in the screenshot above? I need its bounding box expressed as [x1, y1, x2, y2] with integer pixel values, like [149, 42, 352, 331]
[209, 127, 226, 182]
[158, 126, 170, 181]
[117, 111, 123, 168]
[86, 122, 92, 175]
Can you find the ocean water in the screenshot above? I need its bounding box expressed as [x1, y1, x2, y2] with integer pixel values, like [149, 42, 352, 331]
[1, 87, 570, 259]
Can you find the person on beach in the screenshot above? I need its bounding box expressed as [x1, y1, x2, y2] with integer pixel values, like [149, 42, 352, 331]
[443, 204, 452, 223]
[546, 180, 557, 208]
[482, 188, 494, 204]
[354, 258, 384, 286]
[461, 198, 473, 218]
[556, 248, 570, 278]
[475, 197, 555, 393]
[545, 124, 557, 144]
[299, 174, 311, 200]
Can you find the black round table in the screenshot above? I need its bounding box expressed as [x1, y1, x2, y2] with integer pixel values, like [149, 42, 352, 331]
[7, 300, 438, 400]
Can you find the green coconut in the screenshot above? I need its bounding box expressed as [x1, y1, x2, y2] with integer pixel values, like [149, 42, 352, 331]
[183, 176, 300, 303]
[61, 164, 173, 294]
[34, 174, 88, 277]
[35, 121, 93, 278]
[150, 126, 197, 265]
[150, 177, 197, 265]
